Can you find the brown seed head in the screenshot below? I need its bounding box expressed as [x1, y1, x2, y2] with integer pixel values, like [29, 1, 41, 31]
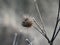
[22, 16, 33, 27]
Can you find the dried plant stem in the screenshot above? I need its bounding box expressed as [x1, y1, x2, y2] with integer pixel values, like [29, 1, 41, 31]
[33, 0, 60, 45]
[33, 19, 50, 42]
[51, 1, 60, 42]
[53, 27, 60, 41]
[13, 33, 17, 45]
[33, 18, 44, 33]
[34, 0, 46, 33]
[33, 26, 50, 43]
[33, 0, 50, 43]
[25, 39, 32, 45]
[33, 25, 43, 34]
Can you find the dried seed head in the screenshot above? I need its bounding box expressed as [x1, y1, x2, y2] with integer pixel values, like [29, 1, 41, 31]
[22, 15, 33, 28]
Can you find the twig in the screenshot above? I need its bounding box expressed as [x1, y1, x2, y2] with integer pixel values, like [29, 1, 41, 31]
[52, 27, 60, 41]
[25, 39, 32, 45]
[33, 0, 50, 43]
[34, 0, 46, 33]
[33, 26, 50, 43]
[51, 0, 60, 42]
[33, 18, 45, 33]
[33, 26, 43, 34]
[13, 33, 17, 45]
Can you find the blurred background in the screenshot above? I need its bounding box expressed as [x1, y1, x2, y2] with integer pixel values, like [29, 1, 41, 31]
[0, 0, 60, 45]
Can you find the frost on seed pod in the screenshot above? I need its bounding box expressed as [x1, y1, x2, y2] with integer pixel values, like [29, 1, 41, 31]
[22, 15, 33, 27]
